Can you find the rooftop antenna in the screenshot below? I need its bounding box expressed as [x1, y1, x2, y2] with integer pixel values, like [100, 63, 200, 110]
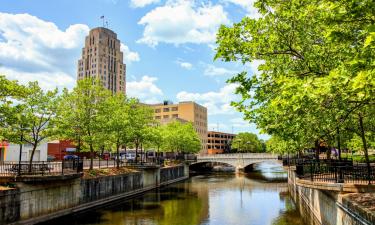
[100, 15, 105, 27]
[106, 21, 109, 29]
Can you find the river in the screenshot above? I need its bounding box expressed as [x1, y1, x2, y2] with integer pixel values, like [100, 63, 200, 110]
[41, 162, 308, 225]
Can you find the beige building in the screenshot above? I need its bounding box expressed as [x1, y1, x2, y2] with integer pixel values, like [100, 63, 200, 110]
[149, 101, 208, 154]
[77, 27, 126, 94]
[207, 131, 236, 154]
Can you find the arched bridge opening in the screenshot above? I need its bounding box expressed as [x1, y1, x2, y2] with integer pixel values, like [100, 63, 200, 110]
[189, 161, 235, 173]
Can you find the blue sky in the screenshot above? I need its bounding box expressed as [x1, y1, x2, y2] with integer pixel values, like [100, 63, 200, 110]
[0, 0, 268, 139]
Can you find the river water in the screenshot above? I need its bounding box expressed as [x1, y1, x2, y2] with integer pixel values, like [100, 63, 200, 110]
[43, 162, 308, 225]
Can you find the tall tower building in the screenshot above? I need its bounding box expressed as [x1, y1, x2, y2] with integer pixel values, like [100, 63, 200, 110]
[77, 27, 126, 94]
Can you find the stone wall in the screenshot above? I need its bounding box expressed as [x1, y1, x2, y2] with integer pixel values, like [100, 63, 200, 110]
[288, 168, 373, 225]
[0, 189, 19, 224]
[0, 165, 188, 225]
[160, 166, 185, 183]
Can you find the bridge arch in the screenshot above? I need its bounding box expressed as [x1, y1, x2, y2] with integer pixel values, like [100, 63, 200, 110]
[195, 153, 280, 173]
[189, 161, 235, 172]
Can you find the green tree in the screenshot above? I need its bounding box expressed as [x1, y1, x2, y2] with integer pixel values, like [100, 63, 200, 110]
[55, 78, 110, 170]
[128, 100, 155, 163]
[215, 0, 375, 170]
[0, 75, 28, 140]
[161, 121, 201, 154]
[231, 132, 263, 153]
[102, 93, 133, 168]
[20, 82, 58, 169]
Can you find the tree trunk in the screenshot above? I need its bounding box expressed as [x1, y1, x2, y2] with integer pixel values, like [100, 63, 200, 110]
[77, 136, 81, 152]
[358, 114, 371, 181]
[28, 143, 37, 173]
[314, 140, 320, 161]
[135, 141, 139, 164]
[337, 127, 342, 161]
[326, 146, 331, 160]
[116, 142, 120, 169]
[140, 143, 143, 164]
[100, 145, 105, 157]
[157, 146, 160, 164]
[89, 143, 94, 170]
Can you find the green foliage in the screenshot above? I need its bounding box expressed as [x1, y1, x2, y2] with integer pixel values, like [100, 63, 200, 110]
[231, 132, 263, 153]
[157, 121, 201, 153]
[1, 80, 58, 166]
[215, 0, 375, 166]
[55, 78, 111, 169]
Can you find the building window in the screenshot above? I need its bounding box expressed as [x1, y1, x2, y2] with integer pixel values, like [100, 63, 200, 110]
[172, 107, 178, 111]
[163, 108, 170, 112]
[163, 115, 169, 119]
[172, 114, 178, 118]
[155, 116, 161, 119]
[155, 109, 161, 113]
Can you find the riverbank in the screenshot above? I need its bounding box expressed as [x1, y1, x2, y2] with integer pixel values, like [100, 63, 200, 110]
[0, 165, 188, 225]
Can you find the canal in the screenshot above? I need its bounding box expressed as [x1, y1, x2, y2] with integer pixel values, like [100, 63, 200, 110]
[41, 162, 308, 225]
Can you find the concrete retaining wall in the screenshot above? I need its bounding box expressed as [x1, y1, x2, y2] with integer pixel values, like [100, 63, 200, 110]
[288, 169, 373, 225]
[0, 165, 188, 225]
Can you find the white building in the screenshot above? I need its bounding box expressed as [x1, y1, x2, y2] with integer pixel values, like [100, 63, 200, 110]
[5, 142, 48, 162]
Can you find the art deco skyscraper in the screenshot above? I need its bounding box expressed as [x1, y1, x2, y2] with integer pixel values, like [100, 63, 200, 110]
[77, 27, 126, 94]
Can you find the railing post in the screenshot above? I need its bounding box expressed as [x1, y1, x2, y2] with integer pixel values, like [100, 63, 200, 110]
[61, 160, 64, 175]
[310, 161, 313, 181]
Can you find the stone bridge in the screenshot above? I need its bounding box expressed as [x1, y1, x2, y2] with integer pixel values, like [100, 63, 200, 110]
[194, 153, 280, 172]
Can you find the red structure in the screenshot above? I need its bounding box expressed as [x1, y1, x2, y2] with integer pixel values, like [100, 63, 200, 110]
[48, 140, 96, 160]
[48, 140, 75, 160]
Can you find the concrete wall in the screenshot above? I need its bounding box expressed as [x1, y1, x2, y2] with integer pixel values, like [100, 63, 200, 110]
[0, 165, 188, 225]
[288, 169, 373, 225]
[0, 189, 19, 224]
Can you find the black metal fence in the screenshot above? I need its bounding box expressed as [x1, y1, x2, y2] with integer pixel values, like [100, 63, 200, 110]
[0, 159, 83, 176]
[295, 160, 374, 184]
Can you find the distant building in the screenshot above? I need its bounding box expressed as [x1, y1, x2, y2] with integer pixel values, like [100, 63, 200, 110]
[77, 27, 126, 94]
[207, 131, 236, 154]
[4, 142, 48, 161]
[148, 101, 208, 154]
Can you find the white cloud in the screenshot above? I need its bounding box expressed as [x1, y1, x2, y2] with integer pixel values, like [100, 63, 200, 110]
[137, 0, 230, 47]
[230, 117, 250, 128]
[176, 59, 193, 70]
[120, 43, 140, 64]
[127, 76, 163, 103]
[225, 0, 260, 18]
[204, 64, 238, 77]
[0, 67, 75, 91]
[176, 83, 239, 115]
[0, 12, 90, 89]
[130, 0, 160, 8]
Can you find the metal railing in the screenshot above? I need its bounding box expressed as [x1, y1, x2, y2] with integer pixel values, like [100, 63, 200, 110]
[0, 159, 83, 177]
[295, 160, 374, 184]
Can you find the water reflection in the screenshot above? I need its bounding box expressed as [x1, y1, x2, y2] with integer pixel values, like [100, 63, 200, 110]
[41, 162, 306, 225]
